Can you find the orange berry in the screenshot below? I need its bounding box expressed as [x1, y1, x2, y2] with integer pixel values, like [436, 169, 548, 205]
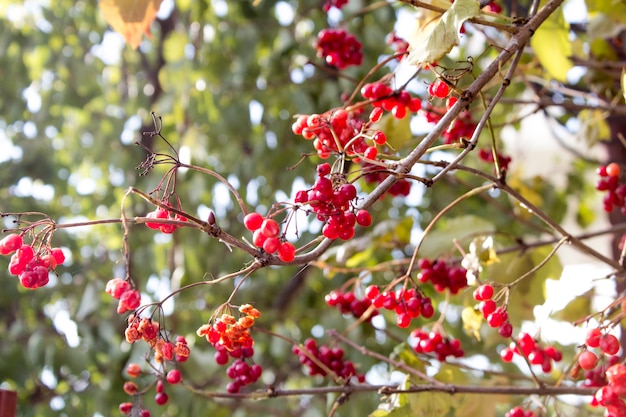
[607, 163, 620, 177]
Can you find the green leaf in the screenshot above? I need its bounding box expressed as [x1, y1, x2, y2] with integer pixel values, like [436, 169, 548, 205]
[407, 0, 480, 64]
[376, 113, 413, 150]
[390, 342, 427, 376]
[529, 4, 572, 82]
[553, 289, 594, 322]
[577, 109, 611, 145]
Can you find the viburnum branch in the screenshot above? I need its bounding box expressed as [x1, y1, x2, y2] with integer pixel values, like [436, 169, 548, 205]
[328, 329, 445, 387]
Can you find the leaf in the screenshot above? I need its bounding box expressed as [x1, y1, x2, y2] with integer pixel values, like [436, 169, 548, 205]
[390, 342, 428, 376]
[376, 113, 413, 150]
[577, 109, 611, 145]
[529, 4, 572, 82]
[407, 0, 480, 64]
[99, 0, 163, 50]
[461, 306, 483, 340]
[553, 289, 594, 322]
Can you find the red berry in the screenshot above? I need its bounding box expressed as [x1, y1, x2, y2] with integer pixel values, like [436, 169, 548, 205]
[262, 236, 280, 254]
[578, 350, 598, 370]
[586, 328, 602, 348]
[260, 218, 280, 238]
[277, 241, 296, 262]
[600, 334, 621, 356]
[607, 163, 621, 177]
[139, 410, 151, 417]
[356, 210, 372, 227]
[428, 80, 450, 99]
[0, 234, 23, 255]
[369, 108, 384, 123]
[365, 285, 379, 300]
[373, 131, 387, 145]
[473, 284, 494, 301]
[244, 212, 264, 231]
[50, 248, 65, 265]
[119, 402, 133, 414]
[156, 379, 165, 393]
[126, 363, 141, 378]
[364, 146, 378, 160]
[155, 392, 169, 406]
[166, 369, 182, 384]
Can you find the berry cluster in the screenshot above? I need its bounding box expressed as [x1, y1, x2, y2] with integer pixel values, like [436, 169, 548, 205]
[422, 104, 477, 144]
[597, 163, 626, 213]
[1, 234, 65, 289]
[505, 407, 536, 417]
[293, 338, 365, 382]
[214, 345, 263, 392]
[578, 329, 621, 376]
[322, 0, 348, 12]
[417, 258, 468, 294]
[592, 364, 626, 417]
[294, 163, 372, 240]
[197, 304, 261, 352]
[581, 355, 620, 388]
[124, 316, 191, 364]
[325, 289, 379, 322]
[472, 284, 512, 336]
[292, 110, 369, 159]
[105, 277, 142, 314]
[145, 203, 188, 234]
[410, 329, 464, 361]
[361, 162, 412, 197]
[478, 148, 512, 172]
[119, 362, 184, 414]
[361, 82, 422, 119]
[315, 28, 363, 69]
[365, 285, 434, 328]
[500, 332, 562, 373]
[243, 213, 296, 261]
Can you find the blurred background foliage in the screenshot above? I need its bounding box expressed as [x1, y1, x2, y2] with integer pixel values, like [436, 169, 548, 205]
[0, 0, 624, 416]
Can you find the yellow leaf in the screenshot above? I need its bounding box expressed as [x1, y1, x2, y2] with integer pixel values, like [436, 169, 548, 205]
[99, 0, 163, 50]
[407, 0, 480, 64]
[529, 4, 572, 82]
[461, 306, 483, 340]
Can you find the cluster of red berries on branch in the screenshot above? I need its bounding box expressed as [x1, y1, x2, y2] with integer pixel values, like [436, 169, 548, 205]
[1, 233, 65, 289]
[315, 28, 363, 69]
[124, 316, 191, 363]
[215, 345, 263, 392]
[145, 202, 188, 234]
[422, 104, 477, 145]
[324, 289, 379, 322]
[119, 363, 184, 414]
[293, 338, 365, 382]
[410, 329, 464, 361]
[322, 0, 348, 12]
[105, 277, 142, 314]
[505, 406, 537, 417]
[365, 284, 434, 328]
[294, 162, 372, 240]
[597, 163, 626, 214]
[500, 332, 563, 373]
[578, 329, 622, 385]
[197, 304, 261, 352]
[361, 162, 412, 197]
[243, 212, 296, 261]
[291, 109, 371, 159]
[592, 364, 626, 417]
[361, 82, 422, 120]
[472, 284, 512, 336]
[417, 258, 468, 294]
[478, 148, 512, 172]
